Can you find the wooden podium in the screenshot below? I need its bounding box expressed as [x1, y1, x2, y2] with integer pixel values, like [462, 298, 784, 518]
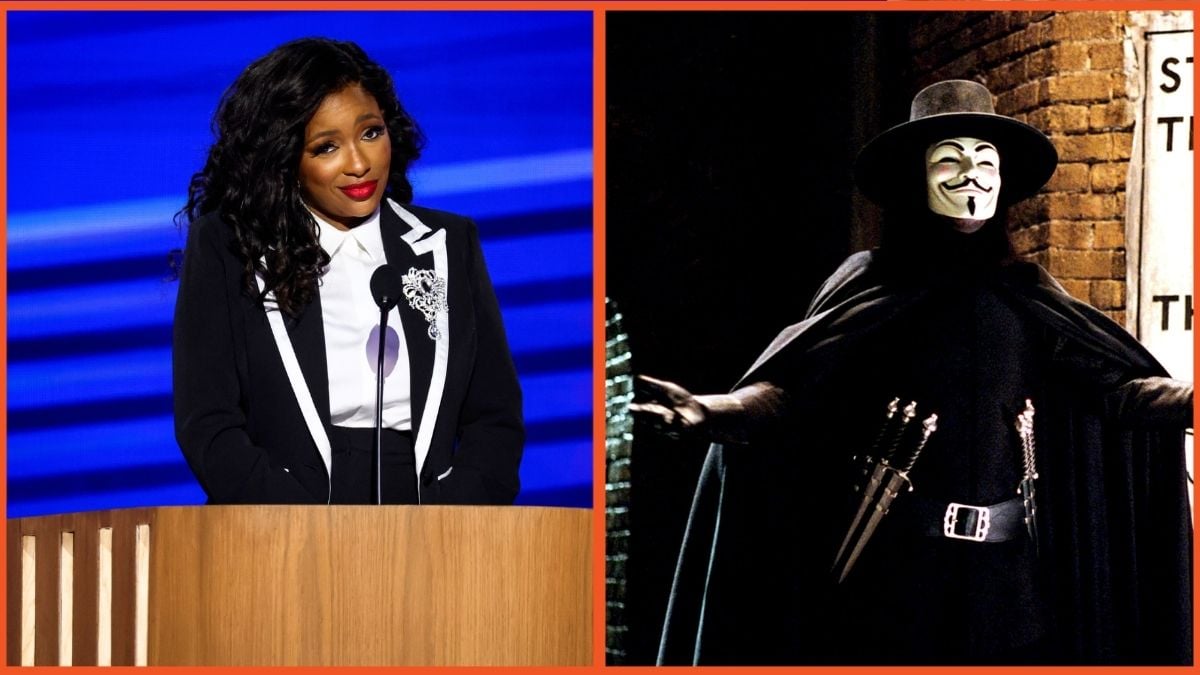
[6, 505, 591, 666]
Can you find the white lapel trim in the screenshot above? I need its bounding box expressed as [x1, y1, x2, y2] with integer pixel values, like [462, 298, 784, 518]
[388, 199, 450, 495]
[255, 271, 333, 504]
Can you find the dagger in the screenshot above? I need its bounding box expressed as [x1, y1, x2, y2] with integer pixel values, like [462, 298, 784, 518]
[832, 399, 915, 575]
[835, 412, 938, 584]
[1016, 399, 1039, 555]
[855, 397, 902, 469]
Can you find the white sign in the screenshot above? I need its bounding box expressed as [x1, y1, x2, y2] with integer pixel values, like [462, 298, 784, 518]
[1138, 28, 1193, 382]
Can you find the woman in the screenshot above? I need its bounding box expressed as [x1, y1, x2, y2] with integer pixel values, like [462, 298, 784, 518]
[174, 38, 522, 506]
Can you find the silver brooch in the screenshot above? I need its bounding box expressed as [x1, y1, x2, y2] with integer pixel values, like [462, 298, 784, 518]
[401, 267, 448, 340]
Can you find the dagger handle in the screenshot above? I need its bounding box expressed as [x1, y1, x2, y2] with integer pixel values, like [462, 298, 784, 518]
[880, 401, 918, 463]
[867, 397, 902, 449]
[1016, 399, 1038, 480]
[896, 413, 938, 474]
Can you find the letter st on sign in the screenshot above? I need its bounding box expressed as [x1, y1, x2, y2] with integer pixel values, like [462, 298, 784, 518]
[1154, 55, 1193, 151]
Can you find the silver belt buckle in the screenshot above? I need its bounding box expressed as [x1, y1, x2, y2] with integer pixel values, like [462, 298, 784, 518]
[943, 502, 991, 542]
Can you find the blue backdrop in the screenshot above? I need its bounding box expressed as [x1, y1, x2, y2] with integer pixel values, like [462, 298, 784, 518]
[7, 11, 593, 516]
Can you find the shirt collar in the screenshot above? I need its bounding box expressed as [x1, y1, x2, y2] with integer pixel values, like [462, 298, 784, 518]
[312, 205, 385, 262]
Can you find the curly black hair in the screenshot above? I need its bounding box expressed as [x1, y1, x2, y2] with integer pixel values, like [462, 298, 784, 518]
[177, 37, 425, 316]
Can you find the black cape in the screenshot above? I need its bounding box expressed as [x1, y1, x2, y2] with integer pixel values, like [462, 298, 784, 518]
[657, 249, 1192, 665]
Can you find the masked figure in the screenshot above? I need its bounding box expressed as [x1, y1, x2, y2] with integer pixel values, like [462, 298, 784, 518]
[638, 80, 1192, 665]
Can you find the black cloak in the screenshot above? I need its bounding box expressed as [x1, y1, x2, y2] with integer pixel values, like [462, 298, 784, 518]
[657, 246, 1192, 665]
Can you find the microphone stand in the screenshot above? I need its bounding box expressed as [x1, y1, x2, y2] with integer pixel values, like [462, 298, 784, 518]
[374, 305, 389, 505]
[369, 264, 403, 506]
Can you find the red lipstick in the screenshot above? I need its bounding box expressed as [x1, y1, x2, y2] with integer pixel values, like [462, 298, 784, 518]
[339, 180, 378, 199]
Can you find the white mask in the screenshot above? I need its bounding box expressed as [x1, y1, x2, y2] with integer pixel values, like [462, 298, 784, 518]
[925, 136, 1001, 221]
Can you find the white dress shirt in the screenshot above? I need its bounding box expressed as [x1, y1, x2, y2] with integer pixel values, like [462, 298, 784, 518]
[312, 206, 413, 430]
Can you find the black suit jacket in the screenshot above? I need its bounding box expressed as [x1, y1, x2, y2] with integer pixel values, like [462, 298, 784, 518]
[173, 199, 523, 505]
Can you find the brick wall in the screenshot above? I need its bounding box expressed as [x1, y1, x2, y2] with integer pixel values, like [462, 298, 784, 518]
[900, 11, 1134, 323]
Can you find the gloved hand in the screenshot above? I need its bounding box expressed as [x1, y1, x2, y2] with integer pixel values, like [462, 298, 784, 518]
[630, 375, 788, 444]
[630, 375, 709, 440]
[1105, 377, 1194, 427]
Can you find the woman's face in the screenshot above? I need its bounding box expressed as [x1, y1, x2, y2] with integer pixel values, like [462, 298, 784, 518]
[298, 84, 392, 230]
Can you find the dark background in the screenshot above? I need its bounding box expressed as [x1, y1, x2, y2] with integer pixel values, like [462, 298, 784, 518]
[606, 11, 918, 664]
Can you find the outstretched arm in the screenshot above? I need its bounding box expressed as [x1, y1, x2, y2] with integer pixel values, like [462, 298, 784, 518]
[1104, 377, 1193, 428]
[1049, 331, 1193, 429]
[630, 375, 788, 445]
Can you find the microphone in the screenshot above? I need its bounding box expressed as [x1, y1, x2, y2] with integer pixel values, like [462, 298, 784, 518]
[369, 265, 404, 504]
[370, 264, 404, 311]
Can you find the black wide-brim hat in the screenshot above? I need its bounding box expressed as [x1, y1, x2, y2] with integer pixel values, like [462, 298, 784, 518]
[855, 80, 1058, 207]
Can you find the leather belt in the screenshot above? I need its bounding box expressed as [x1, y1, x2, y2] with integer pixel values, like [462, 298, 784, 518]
[908, 496, 1027, 543]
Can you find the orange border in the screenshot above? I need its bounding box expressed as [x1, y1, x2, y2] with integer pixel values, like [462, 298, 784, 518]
[0, 0, 7, 655]
[593, 5, 1198, 675]
[593, 7, 608, 670]
[0, 0, 1183, 11]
